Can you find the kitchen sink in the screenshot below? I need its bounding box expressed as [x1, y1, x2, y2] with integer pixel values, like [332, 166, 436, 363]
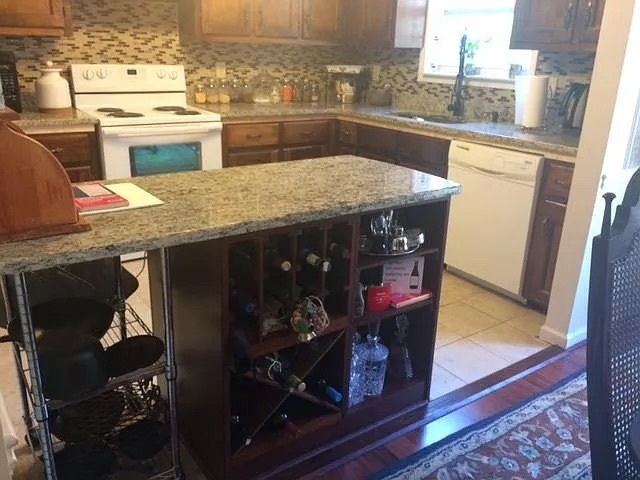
[387, 112, 465, 124]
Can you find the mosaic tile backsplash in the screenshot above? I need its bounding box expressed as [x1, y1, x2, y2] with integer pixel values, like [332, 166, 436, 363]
[2, 0, 593, 126]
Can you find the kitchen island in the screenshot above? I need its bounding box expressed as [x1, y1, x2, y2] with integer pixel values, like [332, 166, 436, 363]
[0, 156, 460, 480]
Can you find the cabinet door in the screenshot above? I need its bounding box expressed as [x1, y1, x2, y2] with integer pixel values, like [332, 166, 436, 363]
[31, 132, 101, 181]
[522, 199, 567, 309]
[282, 144, 329, 162]
[0, 0, 67, 36]
[225, 148, 280, 167]
[357, 125, 397, 164]
[396, 133, 449, 178]
[254, 0, 299, 38]
[201, 0, 252, 37]
[572, 0, 605, 46]
[360, 0, 396, 47]
[301, 0, 341, 42]
[510, 0, 575, 49]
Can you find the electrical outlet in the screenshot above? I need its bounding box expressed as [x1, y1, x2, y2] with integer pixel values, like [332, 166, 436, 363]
[371, 65, 381, 83]
[215, 62, 226, 79]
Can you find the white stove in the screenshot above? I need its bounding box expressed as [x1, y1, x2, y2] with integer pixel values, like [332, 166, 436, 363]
[70, 63, 223, 180]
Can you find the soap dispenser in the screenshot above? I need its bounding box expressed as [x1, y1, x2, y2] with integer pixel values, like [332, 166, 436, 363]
[36, 60, 72, 113]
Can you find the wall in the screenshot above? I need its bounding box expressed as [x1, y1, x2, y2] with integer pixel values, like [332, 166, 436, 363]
[1, 0, 595, 125]
[1, 0, 346, 110]
[349, 47, 595, 124]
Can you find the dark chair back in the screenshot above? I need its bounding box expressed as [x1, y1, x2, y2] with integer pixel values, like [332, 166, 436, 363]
[588, 168, 640, 479]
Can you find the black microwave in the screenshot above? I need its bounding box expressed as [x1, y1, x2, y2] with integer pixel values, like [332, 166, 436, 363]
[0, 52, 22, 112]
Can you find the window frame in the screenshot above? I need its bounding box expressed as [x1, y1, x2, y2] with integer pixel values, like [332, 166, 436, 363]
[416, 1, 538, 90]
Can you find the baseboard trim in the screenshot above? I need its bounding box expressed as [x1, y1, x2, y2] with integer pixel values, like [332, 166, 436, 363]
[540, 324, 587, 348]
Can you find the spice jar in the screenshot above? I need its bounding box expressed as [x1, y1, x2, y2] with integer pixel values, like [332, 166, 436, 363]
[218, 79, 231, 104]
[239, 79, 253, 103]
[194, 84, 207, 104]
[206, 78, 218, 104]
[270, 79, 282, 103]
[302, 78, 311, 103]
[282, 79, 293, 103]
[230, 78, 241, 103]
[311, 82, 320, 104]
[293, 79, 303, 103]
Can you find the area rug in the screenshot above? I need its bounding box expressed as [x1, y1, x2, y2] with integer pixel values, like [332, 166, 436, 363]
[369, 372, 591, 480]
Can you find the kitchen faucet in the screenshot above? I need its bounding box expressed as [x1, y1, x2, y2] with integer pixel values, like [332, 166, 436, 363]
[448, 34, 467, 119]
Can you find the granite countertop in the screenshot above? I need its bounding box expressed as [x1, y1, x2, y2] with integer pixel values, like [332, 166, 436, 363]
[204, 103, 580, 159]
[0, 156, 460, 274]
[12, 109, 98, 134]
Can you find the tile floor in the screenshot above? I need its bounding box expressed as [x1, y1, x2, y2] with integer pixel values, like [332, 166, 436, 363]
[2, 261, 548, 478]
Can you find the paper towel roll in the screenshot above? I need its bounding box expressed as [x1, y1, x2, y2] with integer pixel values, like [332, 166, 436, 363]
[515, 75, 549, 128]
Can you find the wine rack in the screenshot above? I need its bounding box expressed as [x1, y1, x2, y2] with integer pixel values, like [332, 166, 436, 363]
[163, 199, 450, 480]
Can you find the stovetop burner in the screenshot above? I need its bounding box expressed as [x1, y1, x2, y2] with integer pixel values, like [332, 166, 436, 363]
[154, 106, 186, 112]
[97, 107, 124, 113]
[175, 110, 201, 116]
[108, 111, 144, 118]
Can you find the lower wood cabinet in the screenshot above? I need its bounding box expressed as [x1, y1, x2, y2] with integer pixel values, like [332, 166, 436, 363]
[29, 130, 102, 182]
[523, 160, 574, 310]
[223, 119, 333, 166]
[336, 121, 450, 178]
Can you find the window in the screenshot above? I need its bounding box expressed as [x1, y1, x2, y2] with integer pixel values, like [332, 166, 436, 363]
[419, 0, 537, 87]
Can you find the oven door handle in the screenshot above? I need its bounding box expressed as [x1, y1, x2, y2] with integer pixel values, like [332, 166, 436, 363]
[102, 124, 223, 137]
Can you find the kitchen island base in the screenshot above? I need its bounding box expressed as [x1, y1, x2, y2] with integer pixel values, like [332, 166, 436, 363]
[148, 200, 450, 480]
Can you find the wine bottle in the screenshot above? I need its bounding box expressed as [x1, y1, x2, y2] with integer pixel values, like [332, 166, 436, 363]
[268, 412, 302, 439]
[299, 247, 331, 272]
[265, 247, 292, 272]
[230, 414, 252, 449]
[255, 355, 306, 392]
[327, 241, 350, 260]
[409, 260, 420, 290]
[315, 379, 343, 404]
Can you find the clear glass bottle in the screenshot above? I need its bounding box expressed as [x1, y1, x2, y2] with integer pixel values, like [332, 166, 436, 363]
[194, 84, 207, 104]
[270, 79, 282, 103]
[310, 82, 320, 104]
[355, 334, 389, 397]
[301, 78, 311, 103]
[230, 78, 241, 103]
[240, 78, 253, 103]
[348, 332, 365, 407]
[293, 79, 303, 103]
[218, 79, 231, 104]
[206, 78, 218, 104]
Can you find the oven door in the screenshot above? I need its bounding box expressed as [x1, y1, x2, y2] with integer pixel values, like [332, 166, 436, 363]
[100, 123, 222, 180]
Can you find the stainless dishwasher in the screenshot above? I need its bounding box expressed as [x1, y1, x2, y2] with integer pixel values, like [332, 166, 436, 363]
[445, 140, 543, 301]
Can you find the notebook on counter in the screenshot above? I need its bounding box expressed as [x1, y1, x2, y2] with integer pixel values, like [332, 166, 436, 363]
[73, 182, 164, 215]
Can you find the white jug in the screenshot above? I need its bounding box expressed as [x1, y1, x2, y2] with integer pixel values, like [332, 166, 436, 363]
[36, 61, 72, 112]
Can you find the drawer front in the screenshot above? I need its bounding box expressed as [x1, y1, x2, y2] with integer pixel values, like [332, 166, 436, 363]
[282, 120, 330, 145]
[542, 161, 574, 201]
[225, 123, 280, 148]
[337, 121, 358, 145]
[358, 125, 397, 154]
[32, 133, 91, 167]
[225, 148, 280, 167]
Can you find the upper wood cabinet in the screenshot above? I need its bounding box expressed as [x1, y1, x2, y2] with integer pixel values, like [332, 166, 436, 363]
[255, 0, 299, 39]
[344, 0, 427, 48]
[0, 0, 71, 37]
[510, 0, 605, 51]
[301, 0, 341, 43]
[181, 0, 340, 45]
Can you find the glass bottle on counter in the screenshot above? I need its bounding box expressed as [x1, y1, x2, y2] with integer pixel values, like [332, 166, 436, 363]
[240, 78, 253, 103]
[301, 78, 311, 103]
[194, 84, 207, 105]
[230, 78, 241, 103]
[282, 79, 293, 103]
[218, 79, 231, 105]
[310, 82, 320, 104]
[270, 79, 282, 103]
[293, 79, 303, 103]
[206, 78, 218, 104]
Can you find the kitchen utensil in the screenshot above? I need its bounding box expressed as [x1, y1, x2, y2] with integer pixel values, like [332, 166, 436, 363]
[54, 443, 116, 480]
[104, 335, 165, 378]
[0, 297, 115, 346]
[51, 390, 125, 442]
[369, 210, 395, 236]
[390, 226, 409, 253]
[115, 419, 170, 460]
[38, 330, 108, 400]
[35, 60, 72, 112]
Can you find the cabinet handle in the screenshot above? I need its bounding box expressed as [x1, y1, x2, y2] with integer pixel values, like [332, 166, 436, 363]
[554, 178, 571, 187]
[584, 1, 593, 27]
[299, 131, 314, 137]
[342, 130, 351, 136]
[246, 133, 263, 140]
[564, 2, 575, 30]
[49, 147, 64, 154]
[542, 216, 550, 227]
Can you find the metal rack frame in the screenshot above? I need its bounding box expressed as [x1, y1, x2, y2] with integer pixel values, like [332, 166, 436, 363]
[2, 249, 183, 480]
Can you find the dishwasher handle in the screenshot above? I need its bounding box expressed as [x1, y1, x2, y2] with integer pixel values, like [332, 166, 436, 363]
[450, 160, 536, 185]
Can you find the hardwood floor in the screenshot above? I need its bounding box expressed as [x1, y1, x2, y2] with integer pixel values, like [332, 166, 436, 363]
[299, 344, 586, 480]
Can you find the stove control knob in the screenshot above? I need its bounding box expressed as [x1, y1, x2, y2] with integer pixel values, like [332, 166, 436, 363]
[97, 68, 108, 79]
[168, 70, 178, 80]
[82, 69, 95, 81]
[156, 69, 166, 79]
